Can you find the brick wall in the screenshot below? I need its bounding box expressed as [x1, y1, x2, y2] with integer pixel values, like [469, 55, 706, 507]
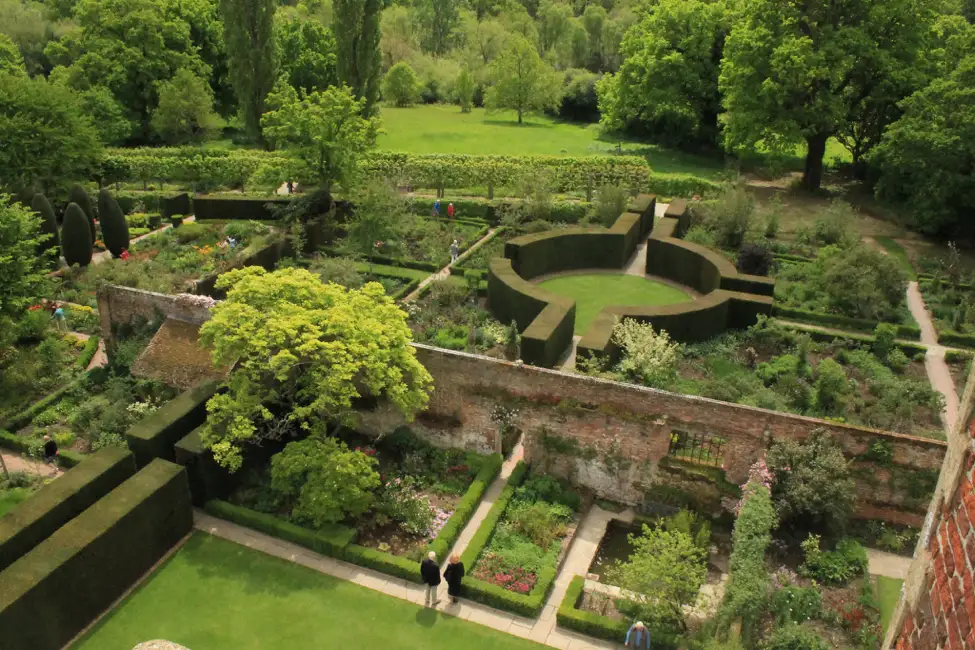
[886, 373, 975, 650]
[98, 286, 213, 354]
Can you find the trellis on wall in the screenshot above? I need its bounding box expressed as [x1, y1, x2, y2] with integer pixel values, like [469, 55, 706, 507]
[667, 430, 726, 468]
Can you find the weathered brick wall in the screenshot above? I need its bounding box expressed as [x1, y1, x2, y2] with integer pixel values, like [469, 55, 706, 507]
[361, 345, 947, 522]
[98, 286, 212, 354]
[887, 372, 975, 650]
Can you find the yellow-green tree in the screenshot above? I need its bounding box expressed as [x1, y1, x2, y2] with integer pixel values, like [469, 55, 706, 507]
[199, 266, 433, 471]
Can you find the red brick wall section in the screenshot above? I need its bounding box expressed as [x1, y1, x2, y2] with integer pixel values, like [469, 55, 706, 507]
[895, 443, 975, 650]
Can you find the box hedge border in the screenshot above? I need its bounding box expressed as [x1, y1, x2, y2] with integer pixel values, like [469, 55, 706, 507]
[772, 305, 922, 340]
[456, 461, 563, 618]
[937, 330, 975, 350]
[0, 372, 91, 434]
[124, 380, 220, 467]
[556, 575, 680, 649]
[0, 447, 136, 573]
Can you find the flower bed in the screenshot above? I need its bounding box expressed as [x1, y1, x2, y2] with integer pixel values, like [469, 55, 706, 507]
[54, 220, 278, 308]
[328, 216, 488, 269]
[406, 280, 509, 355]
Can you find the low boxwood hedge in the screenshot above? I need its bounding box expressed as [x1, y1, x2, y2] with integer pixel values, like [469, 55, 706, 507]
[0, 459, 193, 650]
[771, 306, 922, 340]
[318, 247, 443, 273]
[0, 447, 136, 573]
[938, 330, 975, 349]
[204, 500, 356, 557]
[775, 323, 928, 356]
[429, 454, 502, 559]
[944, 349, 973, 363]
[76, 336, 100, 370]
[556, 576, 680, 649]
[0, 373, 91, 433]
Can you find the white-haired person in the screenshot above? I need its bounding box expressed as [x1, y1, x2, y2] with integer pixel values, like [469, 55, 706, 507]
[420, 551, 442, 607]
[625, 621, 651, 649]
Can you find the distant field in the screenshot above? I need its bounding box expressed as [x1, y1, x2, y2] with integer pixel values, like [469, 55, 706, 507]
[375, 105, 729, 179]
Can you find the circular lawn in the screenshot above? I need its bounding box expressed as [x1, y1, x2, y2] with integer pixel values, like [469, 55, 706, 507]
[536, 273, 692, 335]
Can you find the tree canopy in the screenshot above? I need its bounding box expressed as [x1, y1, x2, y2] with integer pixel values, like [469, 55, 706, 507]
[261, 85, 379, 192]
[219, 0, 277, 141]
[333, 0, 382, 116]
[151, 68, 221, 145]
[276, 14, 337, 96]
[0, 194, 50, 327]
[198, 266, 433, 471]
[485, 35, 561, 123]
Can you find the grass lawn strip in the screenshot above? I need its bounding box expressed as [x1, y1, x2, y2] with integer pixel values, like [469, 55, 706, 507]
[875, 576, 904, 633]
[876, 237, 917, 279]
[72, 532, 546, 650]
[536, 274, 692, 335]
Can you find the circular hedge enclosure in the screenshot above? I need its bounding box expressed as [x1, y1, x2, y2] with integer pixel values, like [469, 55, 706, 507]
[486, 196, 775, 367]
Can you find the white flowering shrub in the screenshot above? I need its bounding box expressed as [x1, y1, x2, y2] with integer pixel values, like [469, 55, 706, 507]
[612, 319, 679, 388]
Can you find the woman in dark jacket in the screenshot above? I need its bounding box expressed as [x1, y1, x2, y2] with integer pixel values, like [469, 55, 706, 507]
[443, 554, 465, 604]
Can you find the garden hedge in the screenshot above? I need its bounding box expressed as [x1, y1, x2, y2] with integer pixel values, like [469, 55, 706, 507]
[646, 232, 729, 294]
[487, 259, 575, 367]
[937, 330, 975, 349]
[61, 202, 93, 267]
[0, 447, 136, 573]
[771, 306, 922, 340]
[646, 172, 722, 199]
[556, 575, 680, 649]
[0, 431, 85, 468]
[204, 500, 356, 556]
[174, 426, 236, 506]
[68, 183, 96, 241]
[192, 195, 293, 221]
[76, 335, 100, 370]
[97, 189, 129, 257]
[428, 453, 502, 559]
[0, 372, 91, 434]
[0, 459, 193, 650]
[162, 192, 192, 217]
[776, 323, 928, 357]
[125, 380, 220, 467]
[455, 462, 561, 618]
[410, 198, 589, 224]
[945, 350, 973, 363]
[318, 246, 442, 273]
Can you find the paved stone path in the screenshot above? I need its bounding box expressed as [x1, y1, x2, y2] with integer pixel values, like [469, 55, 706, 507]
[196, 437, 633, 649]
[403, 228, 499, 303]
[905, 281, 959, 433]
[0, 451, 61, 478]
[867, 548, 913, 580]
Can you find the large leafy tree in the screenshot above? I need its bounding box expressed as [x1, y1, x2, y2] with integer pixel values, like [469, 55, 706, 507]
[332, 0, 381, 117]
[199, 267, 433, 471]
[871, 54, 975, 238]
[0, 32, 26, 75]
[0, 194, 51, 330]
[276, 15, 337, 96]
[261, 85, 379, 192]
[151, 68, 220, 145]
[719, 0, 933, 191]
[485, 36, 561, 124]
[413, 0, 459, 56]
[45, 0, 209, 141]
[607, 526, 707, 632]
[0, 73, 101, 195]
[598, 0, 728, 148]
[219, 0, 277, 142]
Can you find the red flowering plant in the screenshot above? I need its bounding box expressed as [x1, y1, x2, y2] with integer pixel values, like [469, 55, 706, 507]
[471, 552, 537, 594]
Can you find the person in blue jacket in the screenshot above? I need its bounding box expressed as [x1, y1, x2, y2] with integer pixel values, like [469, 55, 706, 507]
[432, 199, 441, 217]
[625, 621, 651, 649]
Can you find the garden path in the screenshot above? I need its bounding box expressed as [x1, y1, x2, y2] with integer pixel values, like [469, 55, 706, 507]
[905, 281, 959, 433]
[866, 548, 913, 580]
[0, 450, 60, 478]
[63, 331, 108, 371]
[85, 216, 196, 267]
[403, 227, 498, 302]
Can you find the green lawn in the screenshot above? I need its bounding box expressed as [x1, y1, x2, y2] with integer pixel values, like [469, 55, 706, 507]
[537, 273, 692, 335]
[73, 533, 545, 650]
[0, 487, 33, 517]
[375, 105, 728, 178]
[876, 576, 904, 634]
[875, 237, 917, 279]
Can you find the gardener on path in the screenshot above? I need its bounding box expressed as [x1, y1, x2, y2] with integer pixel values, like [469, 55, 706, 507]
[432, 199, 441, 217]
[625, 621, 651, 649]
[450, 239, 460, 263]
[42, 435, 60, 476]
[420, 551, 442, 607]
[447, 202, 455, 219]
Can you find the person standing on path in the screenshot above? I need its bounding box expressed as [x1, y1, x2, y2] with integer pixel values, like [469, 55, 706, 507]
[449, 239, 460, 263]
[625, 621, 651, 649]
[420, 551, 442, 607]
[52, 304, 66, 332]
[447, 202, 455, 219]
[432, 199, 441, 217]
[42, 435, 60, 476]
[442, 554, 465, 604]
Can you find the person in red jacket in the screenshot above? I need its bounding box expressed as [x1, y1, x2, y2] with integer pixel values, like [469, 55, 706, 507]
[447, 202, 455, 219]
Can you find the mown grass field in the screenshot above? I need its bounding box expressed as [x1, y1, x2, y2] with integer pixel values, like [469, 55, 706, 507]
[72, 533, 546, 650]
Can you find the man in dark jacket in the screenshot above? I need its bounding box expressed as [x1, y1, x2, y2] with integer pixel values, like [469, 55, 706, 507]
[420, 551, 441, 607]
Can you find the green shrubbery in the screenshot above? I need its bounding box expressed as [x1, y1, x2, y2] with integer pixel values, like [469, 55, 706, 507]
[30, 193, 59, 266]
[97, 189, 129, 257]
[799, 535, 868, 585]
[61, 203, 93, 267]
[68, 183, 96, 241]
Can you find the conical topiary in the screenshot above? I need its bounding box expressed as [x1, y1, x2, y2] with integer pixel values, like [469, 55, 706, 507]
[68, 183, 96, 242]
[61, 202, 93, 267]
[97, 189, 129, 257]
[31, 193, 60, 266]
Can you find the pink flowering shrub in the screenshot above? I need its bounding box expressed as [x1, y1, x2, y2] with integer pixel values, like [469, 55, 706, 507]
[471, 553, 537, 594]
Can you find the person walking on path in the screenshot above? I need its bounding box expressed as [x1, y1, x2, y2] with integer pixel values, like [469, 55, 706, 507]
[432, 199, 441, 217]
[52, 303, 66, 332]
[447, 202, 455, 219]
[449, 239, 460, 263]
[42, 435, 60, 476]
[625, 621, 651, 649]
[443, 554, 465, 604]
[420, 551, 442, 607]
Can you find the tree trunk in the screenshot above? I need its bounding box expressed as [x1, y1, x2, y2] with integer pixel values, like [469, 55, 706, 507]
[802, 134, 828, 192]
[517, 109, 523, 124]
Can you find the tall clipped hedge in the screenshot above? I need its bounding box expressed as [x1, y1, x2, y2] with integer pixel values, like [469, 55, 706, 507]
[30, 193, 59, 265]
[68, 183, 96, 241]
[60, 202, 93, 267]
[97, 189, 129, 257]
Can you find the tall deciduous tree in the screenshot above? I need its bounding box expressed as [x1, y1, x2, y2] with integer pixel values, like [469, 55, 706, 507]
[276, 15, 337, 96]
[332, 0, 381, 117]
[346, 180, 403, 273]
[151, 68, 221, 144]
[0, 32, 26, 75]
[0, 194, 51, 327]
[198, 266, 433, 471]
[597, 0, 729, 148]
[871, 54, 975, 238]
[261, 84, 378, 192]
[720, 0, 933, 191]
[45, 0, 209, 141]
[382, 61, 421, 107]
[413, 0, 459, 56]
[220, 0, 276, 142]
[485, 36, 561, 124]
[0, 74, 101, 195]
[455, 66, 475, 112]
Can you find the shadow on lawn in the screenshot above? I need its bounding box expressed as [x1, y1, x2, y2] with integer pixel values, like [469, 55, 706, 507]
[481, 119, 556, 129]
[415, 607, 438, 627]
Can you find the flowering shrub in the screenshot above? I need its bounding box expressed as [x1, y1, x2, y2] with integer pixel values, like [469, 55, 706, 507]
[613, 318, 680, 388]
[175, 293, 218, 310]
[426, 507, 453, 540]
[471, 552, 537, 594]
[375, 476, 434, 535]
